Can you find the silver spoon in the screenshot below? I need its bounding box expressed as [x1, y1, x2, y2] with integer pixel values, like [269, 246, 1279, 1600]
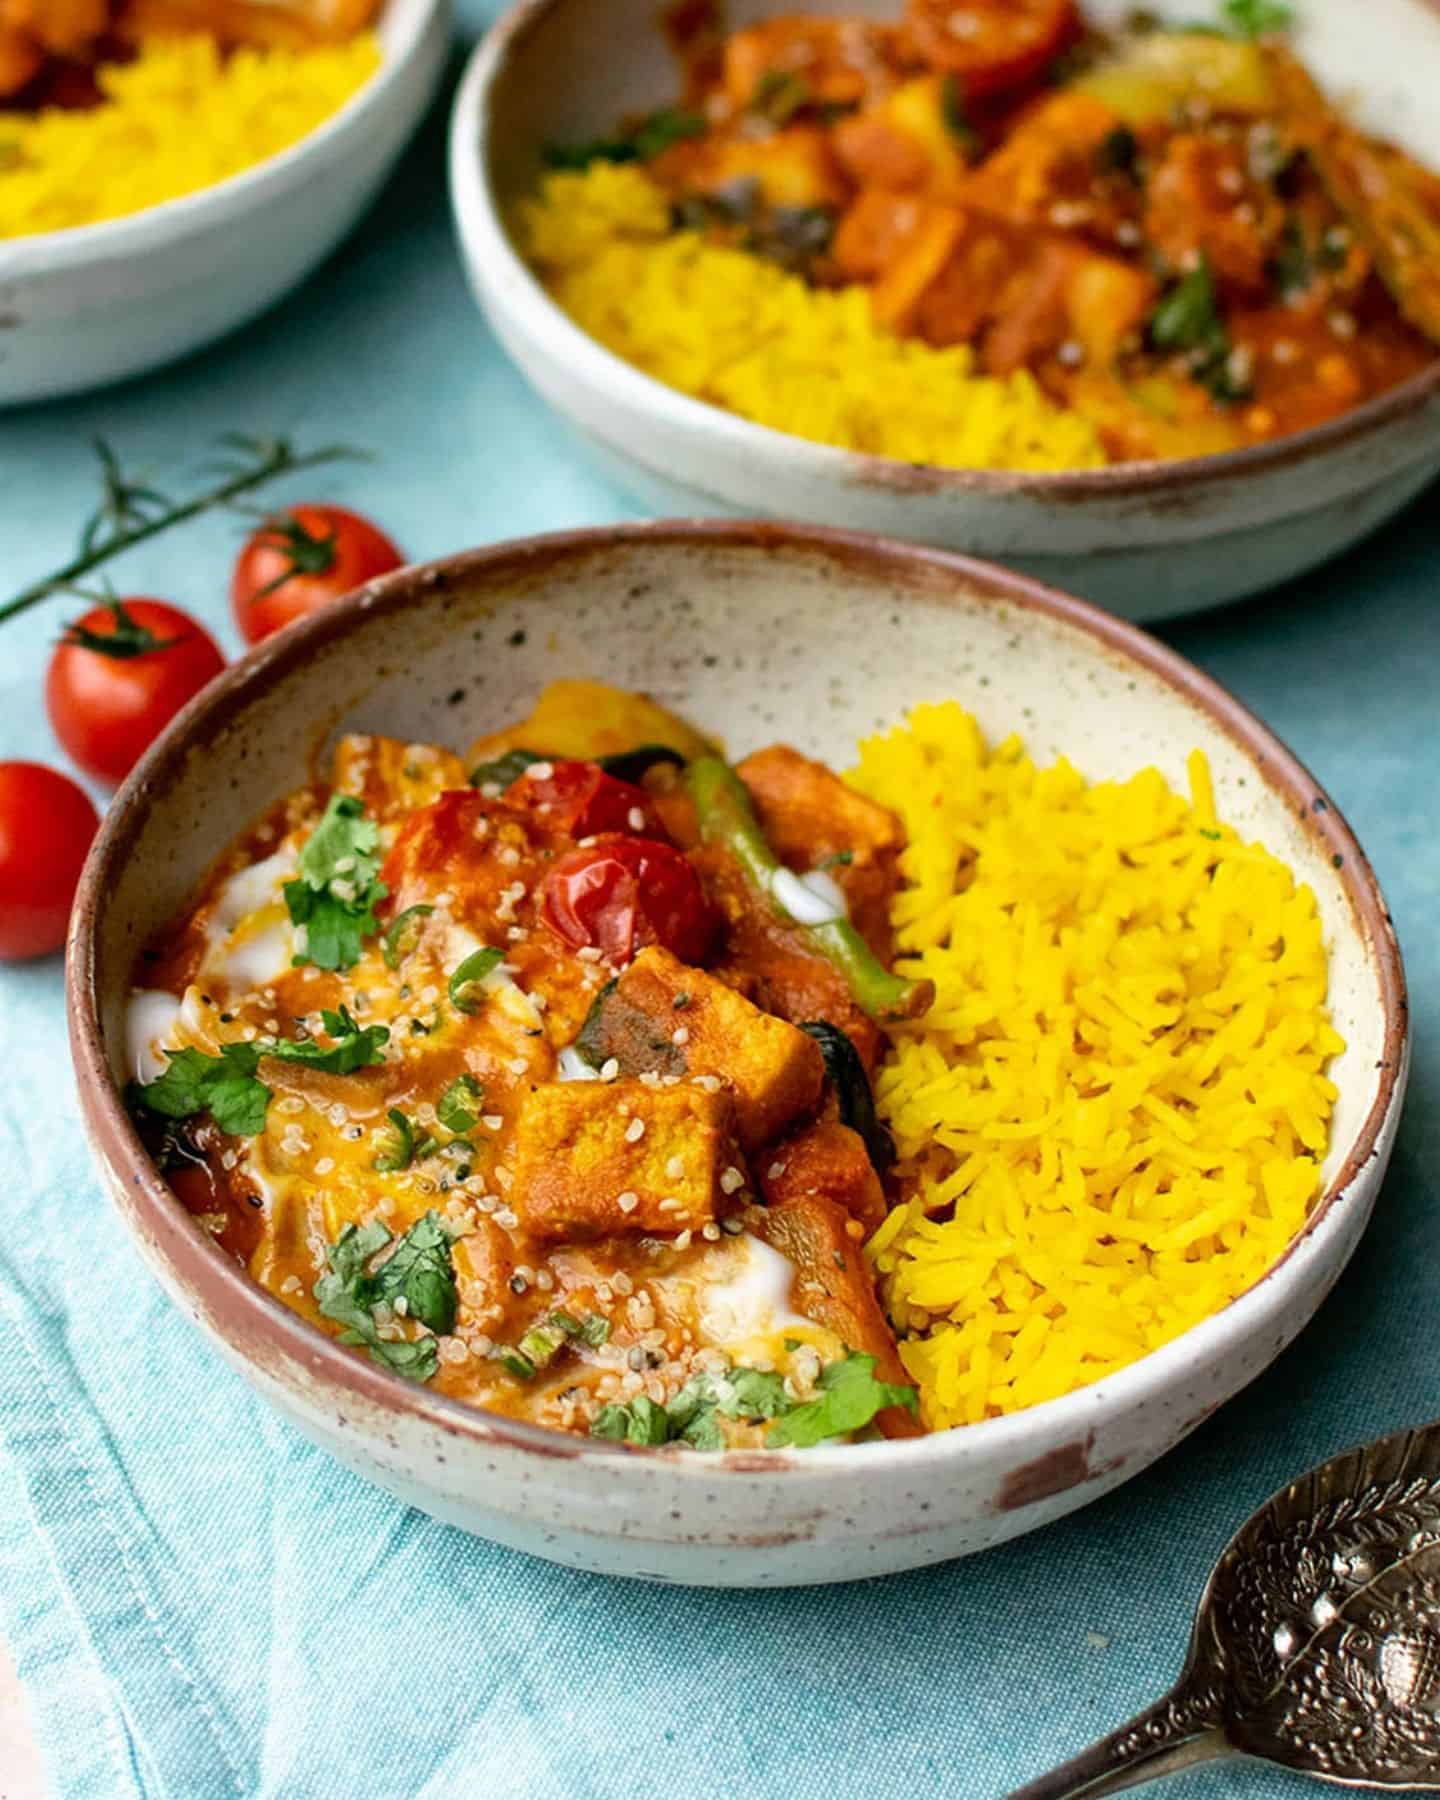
[1010, 1420, 1440, 1797]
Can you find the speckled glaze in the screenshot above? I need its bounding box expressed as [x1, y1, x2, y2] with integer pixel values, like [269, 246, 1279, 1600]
[68, 524, 1407, 1586]
[0, 0, 449, 408]
[448, 0, 1440, 621]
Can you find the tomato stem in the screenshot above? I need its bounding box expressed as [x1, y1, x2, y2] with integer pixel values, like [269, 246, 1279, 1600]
[1, 434, 365, 628]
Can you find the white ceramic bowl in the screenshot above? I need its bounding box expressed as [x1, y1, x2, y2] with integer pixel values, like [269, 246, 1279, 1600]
[0, 0, 450, 408]
[68, 523, 1407, 1586]
[449, 0, 1440, 621]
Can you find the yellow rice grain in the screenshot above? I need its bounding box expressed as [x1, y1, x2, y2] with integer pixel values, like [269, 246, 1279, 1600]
[850, 704, 1343, 1430]
[515, 164, 1105, 474]
[0, 34, 380, 240]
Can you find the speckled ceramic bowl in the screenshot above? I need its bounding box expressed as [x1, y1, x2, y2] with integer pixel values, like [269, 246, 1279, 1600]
[449, 0, 1440, 621]
[68, 523, 1407, 1586]
[0, 0, 449, 407]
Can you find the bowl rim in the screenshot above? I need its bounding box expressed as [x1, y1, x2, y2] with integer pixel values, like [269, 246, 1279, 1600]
[67, 519, 1408, 1478]
[0, 0, 447, 276]
[450, 0, 1440, 502]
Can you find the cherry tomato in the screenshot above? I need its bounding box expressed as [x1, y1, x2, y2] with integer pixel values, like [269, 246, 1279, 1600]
[231, 505, 405, 645]
[0, 762, 100, 960]
[541, 835, 715, 966]
[506, 760, 662, 840]
[902, 0, 1075, 97]
[45, 598, 225, 787]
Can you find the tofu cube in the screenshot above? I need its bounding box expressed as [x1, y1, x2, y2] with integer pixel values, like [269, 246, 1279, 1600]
[512, 1079, 747, 1241]
[612, 948, 825, 1150]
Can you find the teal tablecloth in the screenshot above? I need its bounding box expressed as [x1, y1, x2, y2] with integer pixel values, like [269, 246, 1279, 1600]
[1, 11, 1437, 1795]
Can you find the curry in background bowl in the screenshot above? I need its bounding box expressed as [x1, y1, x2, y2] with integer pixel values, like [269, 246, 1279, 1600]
[518, 0, 1440, 471]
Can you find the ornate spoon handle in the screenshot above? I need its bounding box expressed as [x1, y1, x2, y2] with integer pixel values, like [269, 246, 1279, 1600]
[1006, 1685, 1231, 1799]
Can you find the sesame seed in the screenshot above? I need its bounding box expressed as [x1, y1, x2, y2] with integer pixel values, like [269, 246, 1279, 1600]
[507, 926, 525, 941]
[480, 782, 502, 799]
[627, 807, 646, 831]
[280, 1275, 303, 1295]
[767, 1161, 787, 1181]
[314, 1157, 335, 1176]
[721, 1216, 744, 1235]
[692, 1074, 722, 1093]
[495, 1166, 514, 1189]
[508, 1057, 529, 1076]
[719, 1166, 745, 1195]
[535, 1268, 555, 1292]
[498, 845, 520, 867]
[600, 1058, 620, 1082]
[441, 1337, 470, 1364]
[577, 946, 602, 964]
[658, 1197, 681, 1213]
[528, 761, 554, 780]
[277, 1096, 306, 1116]
[625, 1117, 645, 1143]
[674, 1230, 693, 1251]
[666, 1155, 685, 1181]
[617, 1191, 640, 1214]
[701, 1222, 721, 1241]
[672, 1026, 690, 1046]
[611, 1272, 634, 1296]
[638, 1070, 661, 1088]
[482, 1114, 504, 1131]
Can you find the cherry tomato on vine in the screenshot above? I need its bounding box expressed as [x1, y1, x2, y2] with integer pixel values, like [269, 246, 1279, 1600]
[46, 598, 225, 786]
[505, 760, 663, 840]
[0, 762, 100, 960]
[231, 505, 405, 645]
[902, 0, 1075, 97]
[541, 835, 715, 966]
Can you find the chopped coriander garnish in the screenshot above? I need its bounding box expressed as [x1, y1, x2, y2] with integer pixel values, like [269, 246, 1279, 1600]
[313, 1214, 456, 1383]
[765, 1352, 918, 1448]
[591, 1396, 670, 1445]
[1215, 0, 1292, 37]
[543, 109, 704, 172]
[129, 1010, 388, 1139]
[370, 1212, 458, 1336]
[284, 794, 388, 971]
[129, 1042, 270, 1137]
[448, 946, 503, 1015]
[437, 1073, 484, 1134]
[1148, 258, 1249, 402]
[266, 1005, 389, 1075]
[382, 903, 434, 969]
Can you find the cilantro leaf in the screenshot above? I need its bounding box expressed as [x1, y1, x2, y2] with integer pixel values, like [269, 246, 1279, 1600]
[543, 109, 704, 172]
[1148, 258, 1250, 403]
[371, 1212, 458, 1336]
[437, 1073, 484, 1134]
[1218, 0, 1291, 37]
[313, 1214, 451, 1382]
[266, 1005, 389, 1075]
[284, 794, 388, 972]
[766, 1352, 918, 1448]
[591, 1397, 671, 1445]
[131, 1042, 269, 1137]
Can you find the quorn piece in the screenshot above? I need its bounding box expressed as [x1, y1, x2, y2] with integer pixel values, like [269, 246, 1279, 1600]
[511, 1078, 748, 1240]
[585, 946, 827, 1149]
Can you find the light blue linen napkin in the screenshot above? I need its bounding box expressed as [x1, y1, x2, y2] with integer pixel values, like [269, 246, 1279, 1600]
[2, 13, 1438, 1792]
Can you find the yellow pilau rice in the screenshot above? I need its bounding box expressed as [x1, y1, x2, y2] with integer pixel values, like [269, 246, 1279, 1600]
[0, 34, 380, 239]
[516, 164, 1105, 473]
[849, 704, 1343, 1430]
